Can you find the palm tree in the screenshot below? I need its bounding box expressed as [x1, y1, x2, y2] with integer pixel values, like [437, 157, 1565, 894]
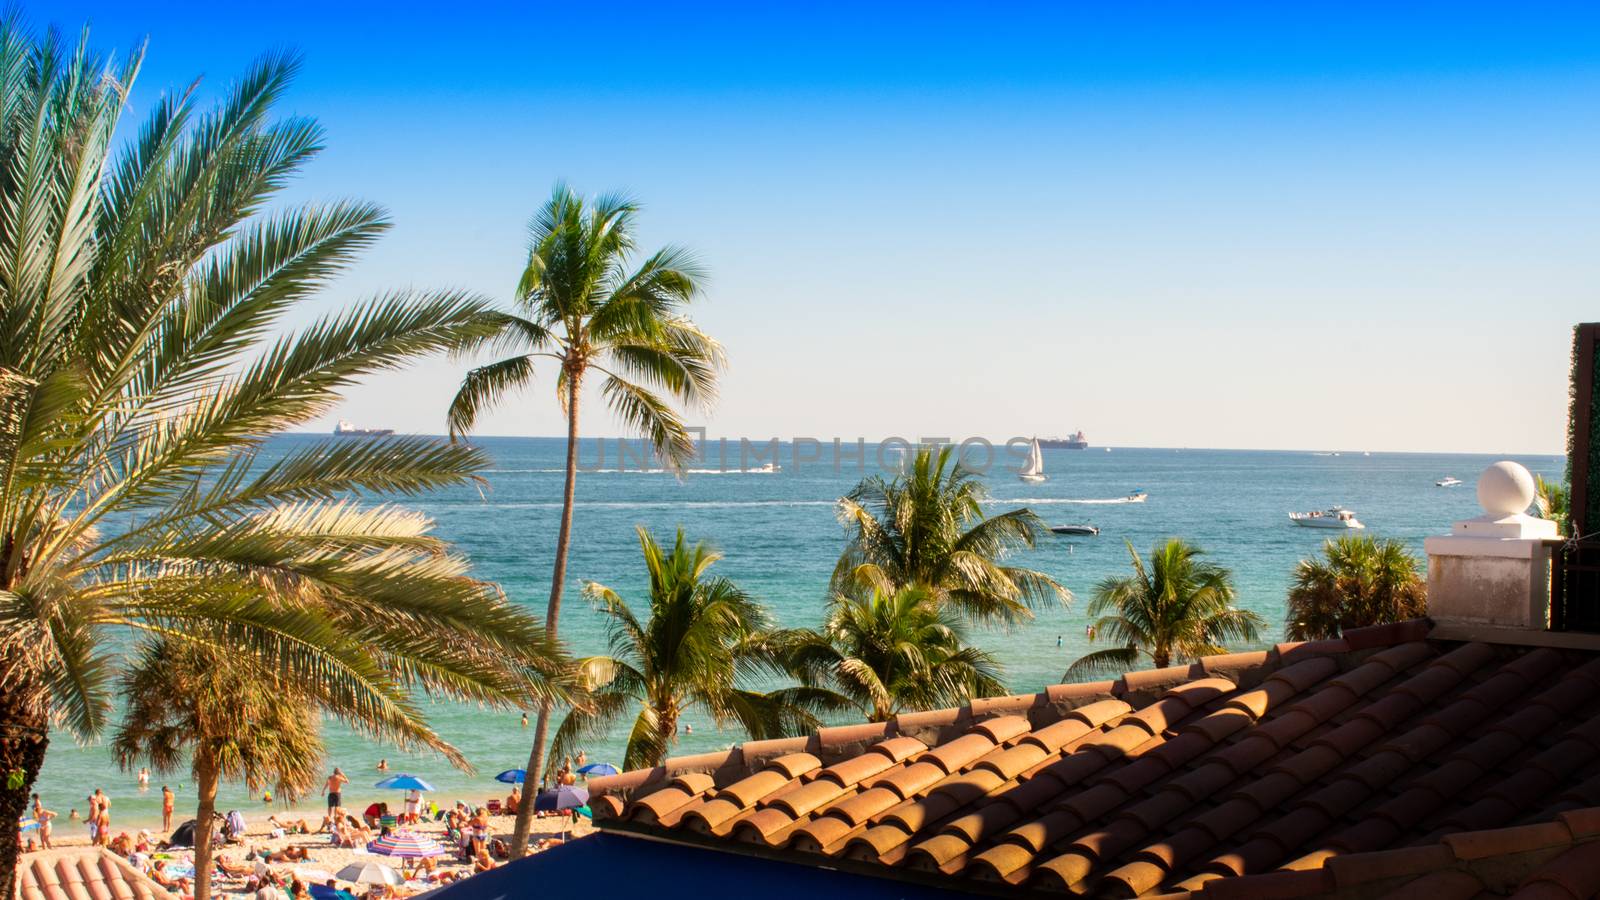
[833, 446, 1069, 625]
[550, 528, 820, 771]
[1285, 534, 1427, 641]
[446, 185, 722, 853]
[0, 28, 574, 892]
[783, 586, 1006, 722]
[1066, 539, 1264, 678]
[114, 640, 325, 900]
[1535, 474, 1571, 536]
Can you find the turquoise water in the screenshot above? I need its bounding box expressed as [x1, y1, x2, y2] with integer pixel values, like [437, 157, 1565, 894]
[31, 436, 1562, 830]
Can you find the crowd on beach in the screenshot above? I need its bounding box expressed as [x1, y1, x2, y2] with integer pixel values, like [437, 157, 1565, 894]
[18, 759, 594, 900]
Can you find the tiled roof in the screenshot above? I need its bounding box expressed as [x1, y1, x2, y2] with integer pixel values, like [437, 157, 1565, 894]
[588, 619, 1600, 898]
[13, 849, 177, 900]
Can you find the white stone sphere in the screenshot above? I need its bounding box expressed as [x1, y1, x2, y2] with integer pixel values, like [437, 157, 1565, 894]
[1477, 460, 1536, 516]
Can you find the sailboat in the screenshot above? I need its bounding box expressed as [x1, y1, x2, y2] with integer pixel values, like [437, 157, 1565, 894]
[1019, 437, 1046, 483]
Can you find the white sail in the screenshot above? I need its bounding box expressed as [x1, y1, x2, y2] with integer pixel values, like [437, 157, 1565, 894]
[1019, 437, 1045, 479]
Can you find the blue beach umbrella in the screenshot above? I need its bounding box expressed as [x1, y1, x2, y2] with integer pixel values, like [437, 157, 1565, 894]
[373, 773, 435, 791]
[575, 763, 618, 777]
[533, 785, 588, 813]
[494, 769, 526, 784]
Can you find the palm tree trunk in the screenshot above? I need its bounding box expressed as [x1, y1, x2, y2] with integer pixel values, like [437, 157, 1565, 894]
[0, 671, 48, 899]
[655, 704, 678, 767]
[192, 750, 220, 900]
[1153, 646, 1171, 669]
[509, 367, 582, 858]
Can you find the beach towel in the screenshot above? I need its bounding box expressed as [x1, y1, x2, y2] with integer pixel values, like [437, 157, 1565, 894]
[226, 810, 247, 840]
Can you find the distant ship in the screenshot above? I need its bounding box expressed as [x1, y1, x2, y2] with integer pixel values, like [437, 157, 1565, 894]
[334, 419, 394, 437]
[1039, 430, 1089, 450]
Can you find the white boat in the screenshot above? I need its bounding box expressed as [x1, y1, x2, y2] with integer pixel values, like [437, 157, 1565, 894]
[1436, 476, 1462, 487]
[1018, 437, 1046, 483]
[749, 462, 780, 474]
[1289, 507, 1364, 529]
[1125, 490, 1147, 503]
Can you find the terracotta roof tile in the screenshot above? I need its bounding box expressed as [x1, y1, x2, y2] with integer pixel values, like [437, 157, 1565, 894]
[592, 626, 1600, 898]
[764, 752, 822, 779]
[1378, 869, 1485, 900]
[1516, 842, 1600, 899]
[13, 851, 175, 900]
[869, 735, 926, 762]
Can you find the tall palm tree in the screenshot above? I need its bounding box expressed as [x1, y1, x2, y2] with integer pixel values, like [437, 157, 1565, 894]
[446, 185, 722, 852]
[113, 640, 326, 900]
[1066, 539, 1263, 678]
[783, 586, 1006, 722]
[550, 528, 820, 771]
[1285, 534, 1427, 641]
[0, 28, 573, 892]
[833, 446, 1069, 625]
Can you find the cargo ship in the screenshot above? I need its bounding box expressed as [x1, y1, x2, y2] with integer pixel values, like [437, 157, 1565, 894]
[334, 419, 394, 437]
[1039, 430, 1089, 450]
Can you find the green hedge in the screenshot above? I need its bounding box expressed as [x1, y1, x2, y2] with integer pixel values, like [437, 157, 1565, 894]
[1570, 326, 1600, 535]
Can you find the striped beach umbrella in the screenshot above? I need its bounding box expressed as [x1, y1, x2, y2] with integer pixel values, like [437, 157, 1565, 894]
[366, 832, 446, 858]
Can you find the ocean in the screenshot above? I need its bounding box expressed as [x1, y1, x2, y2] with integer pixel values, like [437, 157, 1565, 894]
[30, 436, 1563, 829]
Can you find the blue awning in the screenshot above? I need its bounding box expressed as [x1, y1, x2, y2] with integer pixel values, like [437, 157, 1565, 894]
[419, 833, 975, 900]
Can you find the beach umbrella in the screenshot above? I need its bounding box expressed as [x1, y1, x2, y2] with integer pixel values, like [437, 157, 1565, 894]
[575, 763, 618, 777]
[533, 785, 588, 813]
[367, 832, 446, 859]
[373, 773, 435, 791]
[493, 769, 526, 784]
[334, 862, 404, 886]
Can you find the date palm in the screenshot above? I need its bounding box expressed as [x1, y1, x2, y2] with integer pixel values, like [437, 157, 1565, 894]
[114, 640, 326, 900]
[0, 28, 573, 893]
[1285, 534, 1426, 640]
[447, 184, 722, 852]
[834, 446, 1069, 625]
[551, 528, 819, 771]
[1066, 539, 1263, 678]
[1534, 474, 1571, 536]
[783, 585, 1006, 722]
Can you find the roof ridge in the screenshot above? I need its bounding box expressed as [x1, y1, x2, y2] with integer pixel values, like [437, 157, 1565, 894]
[589, 620, 1433, 802]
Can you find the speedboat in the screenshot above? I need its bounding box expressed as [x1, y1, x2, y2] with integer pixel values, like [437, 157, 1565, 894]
[749, 462, 780, 474]
[1050, 525, 1099, 536]
[1436, 476, 1462, 487]
[1289, 507, 1364, 529]
[1125, 490, 1147, 503]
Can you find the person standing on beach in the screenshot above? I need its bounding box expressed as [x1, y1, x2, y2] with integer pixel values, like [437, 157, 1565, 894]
[323, 768, 348, 818]
[162, 785, 174, 831]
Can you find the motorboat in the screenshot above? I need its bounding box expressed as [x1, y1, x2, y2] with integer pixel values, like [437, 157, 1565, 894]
[1436, 476, 1462, 487]
[1019, 437, 1046, 483]
[1289, 507, 1364, 529]
[1125, 490, 1147, 503]
[1050, 525, 1099, 536]
[749, 462, 780, 474]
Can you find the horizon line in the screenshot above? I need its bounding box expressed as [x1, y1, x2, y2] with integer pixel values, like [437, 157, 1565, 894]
[286, 430, 1565, 459]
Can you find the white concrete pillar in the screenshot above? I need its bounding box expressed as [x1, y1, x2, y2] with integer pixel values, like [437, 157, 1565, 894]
[1424, 461, 1557, 629]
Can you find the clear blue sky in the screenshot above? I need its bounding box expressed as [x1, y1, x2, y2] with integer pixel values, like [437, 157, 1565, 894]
[60, 1, 1600, 453]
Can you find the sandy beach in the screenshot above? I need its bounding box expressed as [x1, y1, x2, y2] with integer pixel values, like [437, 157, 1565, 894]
[29, 810, 591, 897]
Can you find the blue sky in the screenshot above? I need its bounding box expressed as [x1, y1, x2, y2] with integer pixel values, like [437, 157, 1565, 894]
[60, 2, 1600, 452]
